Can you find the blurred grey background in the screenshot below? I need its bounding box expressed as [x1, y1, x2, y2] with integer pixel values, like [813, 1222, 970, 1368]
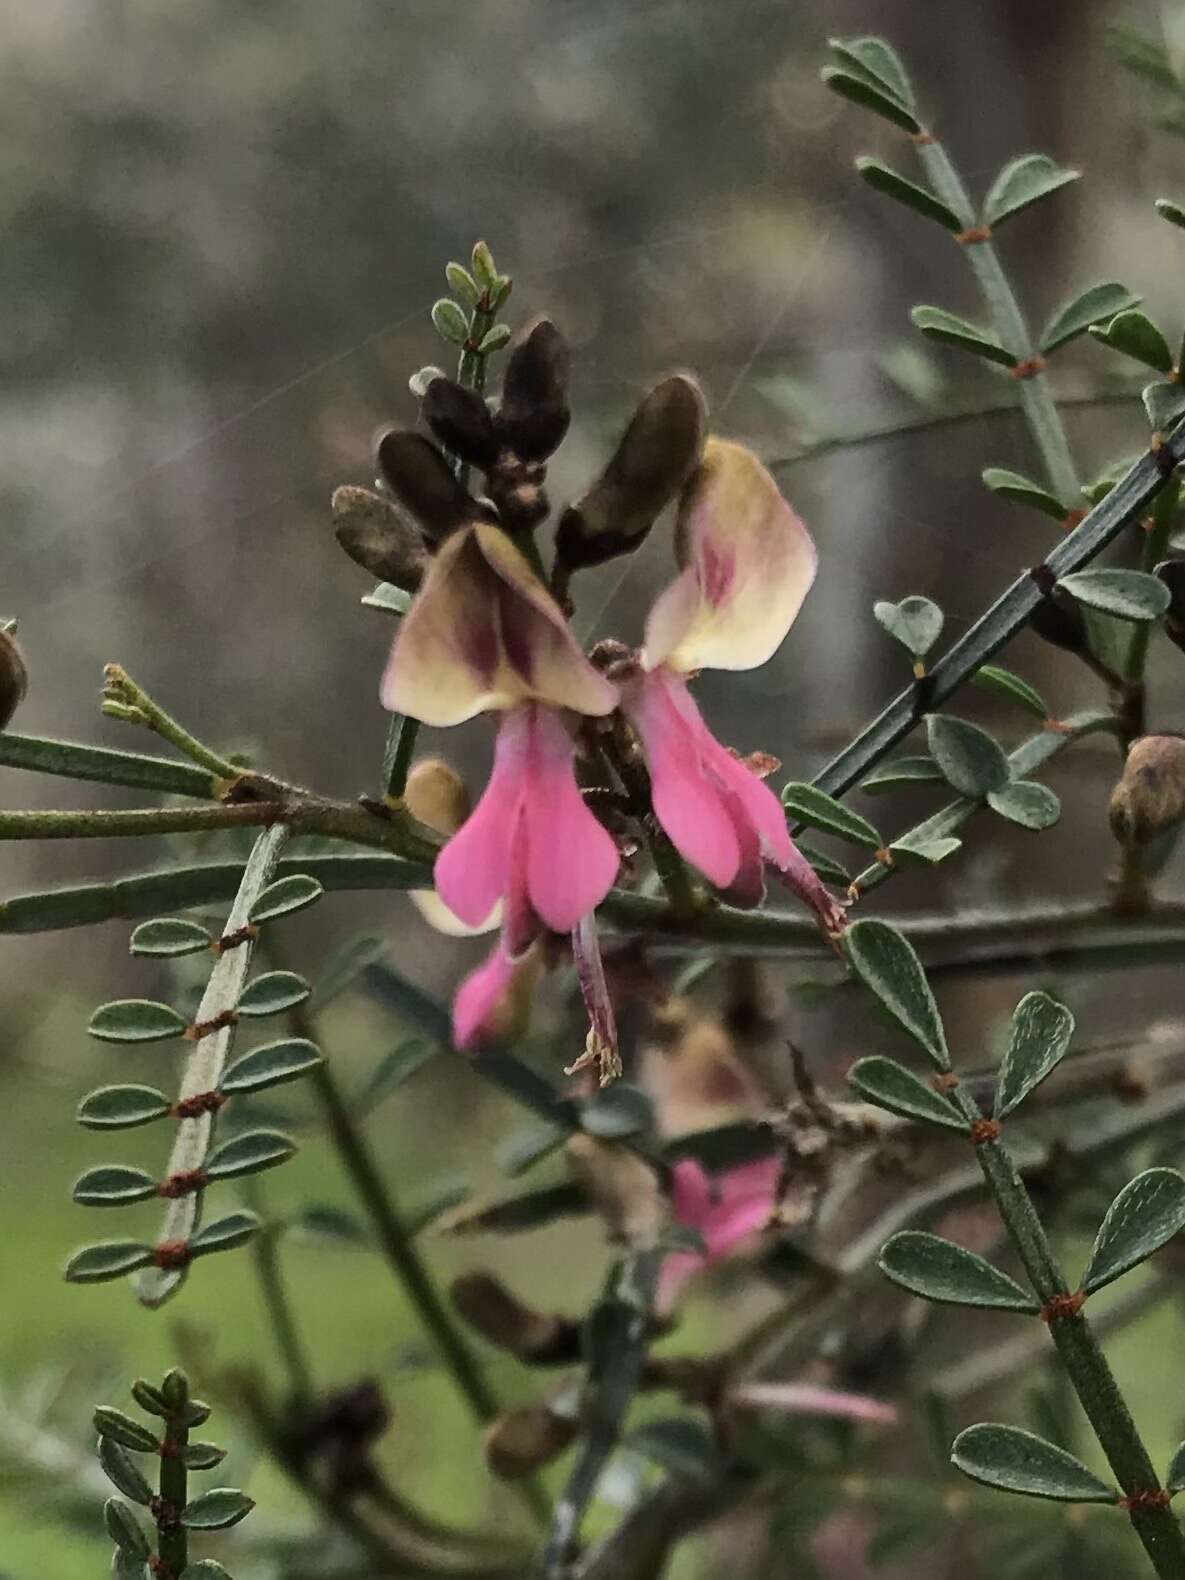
[0, 2, 1182, 1575]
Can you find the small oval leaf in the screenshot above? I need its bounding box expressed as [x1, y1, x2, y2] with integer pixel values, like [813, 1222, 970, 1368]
[73, 1165, 157, 1207]
[951, 1423, 1118, 1503]
[926, 714, 1010, 797]
[64, 1241, 153, 1284]
[220, 1038, 323, 1095]
[78, 1085, 170, 1131]
[204, 1130, 296, 1182]
[248, 874, 324, 925]
[845, 919, 949, 1068]
[781, 782, 882, 848]
[98, 1435, 154, 1505]
[182, 1441, 228, 1471]
[626, 1417, 721, 1481]
[1143, 380, 1185, 433]
[180, 1487, 255, 1531]
[1081, 1168, 1185, 1295]
[983, 155, 1080, 229]
[105, 1497, 151, 1556]
[994, 992, 1074, 1118]
[94, 1407, 160, 1454]
[1090, 309, 1174, 374]
[828, 36, 915, 109]
[820, 67, 920, 133]
[430, 298, 470, 346]
[1040, 283, 1140, 354]
[1057, 568, 1172, 622]
[981, 469, 1066, 522]
[130, 918, 213, 958]
[986, 780, 1061, 830]
[187, 1212, 262, 1258]
[859, 756, 944, 794]
[847, 1056, 968, 1131]
[873, 595, 944, 658]
[1166, 1440, 1185, 1495]
[238, 971, 311, 1018]
[1155, 198, 1185, 230]
[89, 1000, 187, 1044]
[880, 1231, 1039, 1312]
[855, 158, 960, 230]
[889, 831, 962, 865]
[911, 306, 1016, 367]
[970, 665, 1048, 719]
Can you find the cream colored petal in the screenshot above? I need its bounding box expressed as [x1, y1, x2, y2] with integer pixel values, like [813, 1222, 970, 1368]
[381, 528, 518, 724]
[475, 526, 620, 716]
[410, 889, 502, 937]
[642, 438, 816, 673]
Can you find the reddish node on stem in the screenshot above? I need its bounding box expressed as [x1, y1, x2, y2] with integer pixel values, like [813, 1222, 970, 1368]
[1040, 1290, 1086, 1323]
[968, 1118, 1001, 1146]
[1009, 356, 1047, 380]
[183, 1008, 239, 1041]
[157, 1169, 209, 1199]
[1060, 509, 1085, 532]
[1120, 1488, 1172, 1512]
[930, 1072, 960, 1092]
[873, 847, 894, 867]
[152, 1241, 191, 1271]
[910, 130, 935, 144]
[171, 1089, 227, 1119]
[213, 923, 258, 953]
[954, 225, 992, 245]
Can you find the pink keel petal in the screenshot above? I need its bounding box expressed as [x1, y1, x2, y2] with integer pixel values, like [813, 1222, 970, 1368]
[452, 941, 517, 1051]
[624, 669, 740, 888]
[521, 706, 620, 932]
[434, 708, 530, 927]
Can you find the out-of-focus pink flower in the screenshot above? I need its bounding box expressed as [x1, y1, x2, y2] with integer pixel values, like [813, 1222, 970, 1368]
[658, 1154, 782, 1309]
[623, 439, 844, 937]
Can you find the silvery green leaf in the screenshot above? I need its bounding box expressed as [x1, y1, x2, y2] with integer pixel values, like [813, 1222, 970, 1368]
[844, 919, 948, 1068]
[781, 782, 881, 847]
[220, 1038, 323, 1095]
[981, 468, 1066, 521]
[249, 874, 323, 924]
[880, 1231, 1038, 1312]
[89, 999, 187, 1044]
[859, 756, 943, 794]
[951, 1423, 1118, 1503]
[994, 992, 1074, 1118]
[1089, 309, 1174, 374]
[1155, 198, 1185, 229]
[129, 918, 213, 957]
[1039, 282, 1140, 354]
[188, 1212, 261, 1258]
[926, 714, 1010, 797]
[847, 1056, 968, 1131]
[855, 158, 960, 230]
[820, 67, 920, 133]
[1081, 1168, 1185, 1294]
[982, 155, 1080, 228]
[204, 1130, 296, 1182]
[430, 298, 470, 345]
[238, 970, 310, 1017]
[970, 665, 1048, 719]
[104, 1498, 151, 1556]
[64, 1241, 153, 1284]
[98, 1436, 154, 1504]
[73, 1165, 157, 1207]
[873, 595, 944, 657]
[1143, 380, 1185, 432]
[911, 306, 1016, 367]
[180, 1487, 255, 1531]
[986, 781, 1061, 830]
[78, 1084, 170, 1130]
[828, 36, 915, 108]
[1057, 568, 1171, 622]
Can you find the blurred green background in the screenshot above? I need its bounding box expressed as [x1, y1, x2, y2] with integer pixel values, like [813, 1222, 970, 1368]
[1, 1, 1182, 1575]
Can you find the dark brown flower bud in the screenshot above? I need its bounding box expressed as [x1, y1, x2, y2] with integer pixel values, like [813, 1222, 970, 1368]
[403, 756, 470, 836]
[375, 430, 490, 543]
[555, 375, 707, 574]
[496, 318, 571, 462]
[1156, 558, 1185, 653]
[450, 1271, 578, 1364]
[565, 1134, 665, 1251]
[421, 379, 498, 469]
[1109, 735, 1185, 846]
[0, 623, 27, 729]
[483, 1402, 579, 1480]
[332, 486, 427, 591]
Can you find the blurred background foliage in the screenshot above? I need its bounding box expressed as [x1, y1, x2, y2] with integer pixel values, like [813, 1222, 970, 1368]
[1, 1, 1182, 1575]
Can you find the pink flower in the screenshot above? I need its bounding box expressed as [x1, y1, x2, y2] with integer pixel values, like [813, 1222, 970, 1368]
[658, 1154, 782, 1309]
[381, 523, 621, 1050]
[622, 439, 844, 936]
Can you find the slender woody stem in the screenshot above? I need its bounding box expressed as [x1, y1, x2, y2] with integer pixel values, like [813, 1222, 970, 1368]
[946, 1081, 1185, 1578]
[912, 139, 1080, 506]
[252, 1221, 315, 1405]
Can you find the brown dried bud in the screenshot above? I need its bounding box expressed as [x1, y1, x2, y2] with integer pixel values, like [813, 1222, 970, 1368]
[565, 1134, 665, 1251]
[496, 317, 571, 462]
[483, 1403, 579, 1480]
[555, 375, 707, 573]
[375, 430, 490, 543]
[332, 486, 427, 591]
[0, 622, 28, 729]
[421, 379, 498, 469]
[450, 1271, 577, 1364]
[403, 757, 470, 836]
[1109, 735, 1185, 846]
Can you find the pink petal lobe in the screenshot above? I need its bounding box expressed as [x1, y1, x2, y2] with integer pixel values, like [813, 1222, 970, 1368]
[520, 704, 619, 931]
[644, 438, 817, 675]
[623, 669, 740, 888]
[452, 941, 517, 1051]
[433, 707, 529, 927]
[770, 839, 849, 943]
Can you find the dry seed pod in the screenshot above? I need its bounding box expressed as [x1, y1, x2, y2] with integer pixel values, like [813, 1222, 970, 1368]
[1109, 735, 1185, 846]
[0, 623, 28, 729]
[565, 1133, 664, 1251]
[450, 1271, 575, 1363]
[332, 486, 427, 590]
